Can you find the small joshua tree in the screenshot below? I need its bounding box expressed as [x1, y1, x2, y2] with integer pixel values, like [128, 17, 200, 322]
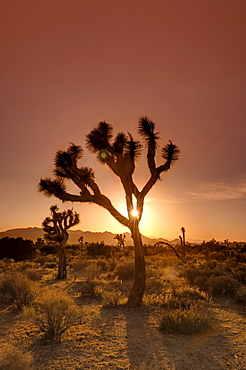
[39, 117, 179, 306]
[42, 205, 80, 279]
[114, 233, 126, 250]
[179, 227, 186, 259]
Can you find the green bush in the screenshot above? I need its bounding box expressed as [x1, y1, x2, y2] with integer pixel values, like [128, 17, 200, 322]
[160, 302, 213, 334]
[23, 290, 82, 342]
[0, 272, 39, 309]
[0, 343, 33, 370]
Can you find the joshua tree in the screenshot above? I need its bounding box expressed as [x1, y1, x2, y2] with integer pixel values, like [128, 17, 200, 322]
[114, 233, 126, 250]
[42, 205, 80, 279]
[38, 117, 180, 306]
[179, 226, 186, 259]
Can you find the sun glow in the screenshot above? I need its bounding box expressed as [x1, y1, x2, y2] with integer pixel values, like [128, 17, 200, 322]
[131, 209, 139, 217]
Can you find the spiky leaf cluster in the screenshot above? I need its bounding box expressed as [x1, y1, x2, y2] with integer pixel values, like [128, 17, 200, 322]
[54, 143, 83, 178]
[113, 133, 127, 154]
[161, 141, 180, 164]
[38, 178, 67, 198]
[86, 121, 113, 153]
[127, 133, 142, 159]
[138, 116, 159, 146]
[77, 166, 95, 185]
[87, 122, 142, 164]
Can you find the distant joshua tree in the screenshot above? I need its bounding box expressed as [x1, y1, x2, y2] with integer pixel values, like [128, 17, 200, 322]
[114, 233, 126, 250]
[78, 236, 84, 250]
[179, 227, 186, 259]
[38, 117, 180, 306]
[42, 205, 80, 279]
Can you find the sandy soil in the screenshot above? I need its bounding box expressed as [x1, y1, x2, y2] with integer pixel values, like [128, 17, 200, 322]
[0, 274, 245, 370]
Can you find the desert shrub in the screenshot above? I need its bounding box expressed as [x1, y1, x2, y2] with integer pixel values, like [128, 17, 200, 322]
[85, 261, 102, 280]
[95, 257, 110, 271]
[35, 254, 57, 265]
[233, 265, 246, 284]
[0, 237, 36, 261]
[40, 245, 57, 255]
[23, 289, 82, 342]
[160, 302, 213, 334]
[0, 343, 33, 370]
[235, 286, 246, 306]
[71, 257, 88, 270]
[95, 275, 124, 305]
[143, 293, 167, 306]
[79, 279, 98, 297]
[0, 272, 39, 309]
[207, 275, 239, 296]
[23, 268, 42, 281]
[146, 276, 167, 294]
[0, 259, 14, 273]
[16, 263, 43, 281]
[144, 283, 208, 308]
[43, 262, 57, 269]
[78, 261, 102, 297]
[165, 284, 208, 309]
[180, 261, 236, 293]
[114, 259, 135, 280]
[145, 265, 167, 293]
[207, 251, 225, 260]
[87, 242, 111, 258]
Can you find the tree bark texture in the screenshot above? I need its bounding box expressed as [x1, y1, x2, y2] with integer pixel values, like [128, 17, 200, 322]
[127, 222, 146, 307]
[57, 246, 67, 279]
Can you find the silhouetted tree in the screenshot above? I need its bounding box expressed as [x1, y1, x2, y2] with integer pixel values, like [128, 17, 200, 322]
[179, 227, 186, 258]
[114, 234, 126, 250]
[42, 205, 80, 279]
[38, 117, 180, 306]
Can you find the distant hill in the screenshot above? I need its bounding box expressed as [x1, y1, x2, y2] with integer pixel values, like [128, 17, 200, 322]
[0, 227, 179, 246]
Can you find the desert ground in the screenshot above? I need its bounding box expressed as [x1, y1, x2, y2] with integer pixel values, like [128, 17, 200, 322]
[0, 249, 246, 370]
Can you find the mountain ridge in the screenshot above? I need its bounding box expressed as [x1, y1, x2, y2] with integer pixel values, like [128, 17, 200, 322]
[0, 227, 182, 246]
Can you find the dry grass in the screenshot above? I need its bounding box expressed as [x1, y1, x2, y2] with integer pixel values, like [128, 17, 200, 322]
[0, 251, 245, 369]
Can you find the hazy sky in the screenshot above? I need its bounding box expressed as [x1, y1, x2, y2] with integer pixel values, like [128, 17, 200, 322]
[1, 0, 246, 242]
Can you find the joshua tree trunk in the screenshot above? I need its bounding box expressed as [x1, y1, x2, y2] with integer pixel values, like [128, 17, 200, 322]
[127, 222, 146, 307]
[181, 227, 186, 259]
[57, 243, 67, 279]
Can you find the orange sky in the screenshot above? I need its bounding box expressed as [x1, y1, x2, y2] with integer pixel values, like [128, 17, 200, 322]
[1, 0, 246, 242]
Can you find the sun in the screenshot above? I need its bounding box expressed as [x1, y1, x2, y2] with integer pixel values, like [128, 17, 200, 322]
[131, 209, 139, 217]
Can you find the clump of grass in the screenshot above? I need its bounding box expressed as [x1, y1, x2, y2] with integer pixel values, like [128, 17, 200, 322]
[23, 289, 82, 342]
[0, 272, 39, 309]
[0, 343, 33, 370]
[160, 302, 213, 334]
